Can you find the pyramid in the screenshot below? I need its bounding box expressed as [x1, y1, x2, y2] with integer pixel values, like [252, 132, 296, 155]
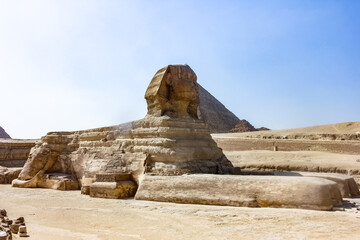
[0, 126, 11, 139]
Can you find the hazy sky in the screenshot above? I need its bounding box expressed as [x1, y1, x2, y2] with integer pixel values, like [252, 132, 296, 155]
[1, 0, 359, 139]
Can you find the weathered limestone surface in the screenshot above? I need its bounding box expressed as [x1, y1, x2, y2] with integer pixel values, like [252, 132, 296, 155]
[13, 65, 235, 190]
[288, 172, 359, 198]
[135, 174, 343, 211]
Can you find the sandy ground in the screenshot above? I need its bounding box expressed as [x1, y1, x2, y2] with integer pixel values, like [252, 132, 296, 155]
[1, 185, 360, 240]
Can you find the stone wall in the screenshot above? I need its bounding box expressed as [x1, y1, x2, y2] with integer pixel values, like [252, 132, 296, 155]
[213, 137, 360, 155]
[0, 140, 36, 167]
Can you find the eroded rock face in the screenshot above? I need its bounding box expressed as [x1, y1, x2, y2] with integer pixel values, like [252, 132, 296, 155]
[13, 65, 235, 190]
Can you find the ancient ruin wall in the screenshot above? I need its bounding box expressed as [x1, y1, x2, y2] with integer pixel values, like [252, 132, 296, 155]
[213, 137, 360, 155]
[0, 140, 36, 168]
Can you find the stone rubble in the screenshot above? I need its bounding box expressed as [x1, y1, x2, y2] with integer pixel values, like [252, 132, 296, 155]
[0, 209, 28, 239]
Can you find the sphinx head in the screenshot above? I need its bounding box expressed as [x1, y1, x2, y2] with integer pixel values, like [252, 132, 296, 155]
[145, 65, 199, 119]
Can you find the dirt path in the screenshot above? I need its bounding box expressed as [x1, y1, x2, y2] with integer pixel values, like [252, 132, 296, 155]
[1, 185, 360, 240]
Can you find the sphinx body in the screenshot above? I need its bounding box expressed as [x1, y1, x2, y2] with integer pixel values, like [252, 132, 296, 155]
[13, 65, 235, 190]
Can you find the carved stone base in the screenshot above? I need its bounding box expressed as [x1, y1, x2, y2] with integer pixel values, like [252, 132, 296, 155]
[90, 173, 137, 199]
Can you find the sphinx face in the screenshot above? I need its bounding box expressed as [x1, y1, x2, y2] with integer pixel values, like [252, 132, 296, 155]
[145, 65, 199, 118]
[170, 75, 198, 102]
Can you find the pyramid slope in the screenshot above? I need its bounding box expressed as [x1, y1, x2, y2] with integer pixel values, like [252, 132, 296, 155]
[0, 126, 10, 139]
[198, 84, 241, 133]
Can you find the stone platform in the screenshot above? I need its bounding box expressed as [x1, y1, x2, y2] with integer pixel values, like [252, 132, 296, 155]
[135, 174, 343, 211]
[275, 172, 360, 198]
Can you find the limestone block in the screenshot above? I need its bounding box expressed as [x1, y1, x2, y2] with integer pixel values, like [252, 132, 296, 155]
[0, 209, 6, 217]
[81, 186, 90, 195]
[295, 172, 359, 198]
[135, 174, 342, 211]
[10, 224, 19, 234]
[19, 232, 29, 237]
[18, 226, 26, 233]
[90, 181, 137, 199]
[0, 231, 7, 240]
[95, 173, 131, 182]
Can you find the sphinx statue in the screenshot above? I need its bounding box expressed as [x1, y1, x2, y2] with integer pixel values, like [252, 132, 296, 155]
[12, 65, 235, 191]
[12, 65, 348, 211]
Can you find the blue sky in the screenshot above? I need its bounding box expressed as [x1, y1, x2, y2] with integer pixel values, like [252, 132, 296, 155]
[0, 0, 359, 139]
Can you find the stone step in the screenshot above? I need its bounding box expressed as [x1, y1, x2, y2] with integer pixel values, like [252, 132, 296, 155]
[90, 180, 137, 199]
[90, 173, 138, 199]
[135, 174, 343, 211]
[95, 173, 132, 182]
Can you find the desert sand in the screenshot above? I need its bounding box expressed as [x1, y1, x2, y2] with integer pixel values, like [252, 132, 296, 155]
[1, 185, 360, 240]
[224, 121, 360, 137]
